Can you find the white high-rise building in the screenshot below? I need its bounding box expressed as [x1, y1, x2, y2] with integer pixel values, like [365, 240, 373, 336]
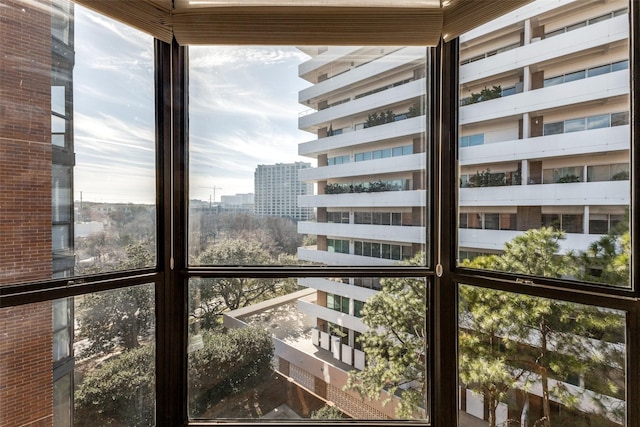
[254, 162, 314, 221]
[458, 0, 629, 263]
[295, 46, 428, 365]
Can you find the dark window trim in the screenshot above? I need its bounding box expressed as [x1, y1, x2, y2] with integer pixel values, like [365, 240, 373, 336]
[1, 2, 638, 425]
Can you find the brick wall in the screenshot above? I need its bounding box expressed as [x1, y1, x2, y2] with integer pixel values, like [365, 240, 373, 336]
[0, 1, 54, 426]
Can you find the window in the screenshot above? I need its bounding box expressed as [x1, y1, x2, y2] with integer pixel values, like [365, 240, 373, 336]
[457, 2, 633, 424]
[3, 1, 638, 426]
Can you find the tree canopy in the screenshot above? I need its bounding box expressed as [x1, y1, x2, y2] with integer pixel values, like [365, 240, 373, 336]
[459, 228, 625, 426]
[345, 253, 427, 419]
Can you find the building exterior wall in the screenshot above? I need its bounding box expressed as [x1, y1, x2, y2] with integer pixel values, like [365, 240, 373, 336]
[295, 46, 428, 371]
[458, 0, 629, 257]
[0, 1, 55, 425]
[254, 162, 313, 221]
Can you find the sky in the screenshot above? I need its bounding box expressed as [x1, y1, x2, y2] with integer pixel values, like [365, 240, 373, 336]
[73, 5, 312, 204]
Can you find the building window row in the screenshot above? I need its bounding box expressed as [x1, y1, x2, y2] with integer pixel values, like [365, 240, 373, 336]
[459, 213, 517, 231]
[327, 293, 350, 314]
[544, 60, 629, 88]
[354, 76, 415, 100]
[545, 8, 628, 38]
[354, 144, 413, 162]
[541, 213, 584, 233]
[543, 163, 629, 184]
[353, 240, 413, 260]
[327, 154, 350, 165]
[318, 74, 420, 113]
[459, 42, 521, 66]
[543, 111, 629, 136]
[354, 211, 404, 226]
[327, 238, 350, 254]
[459, 133, 484, 147]
[353, 277, 382, 291]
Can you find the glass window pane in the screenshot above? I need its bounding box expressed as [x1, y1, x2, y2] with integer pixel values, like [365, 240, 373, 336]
[564, 117, 585, 132]
[52, 114, 66, 133]
[52, 134, 66, 147]
[564, 69, 586, 82]
[51, 85, 66, 115]
[1, 285, 155, 427]
[457, 1, 630, 287]
[544, 75, 564, 87]
[587, 114, 610, 129]
[459, 285, 626, 427]
[1, 1, 157, 283]
[611, 60, 629, 71]
[188, 46, 428, 267]
[587, 64, 611, 77]
[189, 275, 428, 420]
[543, 121, 564, 135]
[611, 111, 629, 126]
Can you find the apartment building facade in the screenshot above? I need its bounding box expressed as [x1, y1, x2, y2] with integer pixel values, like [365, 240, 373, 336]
[295, 46, 428, 368]
[458, 0, 630, 261]
[254, 162, 314, 221]
[1, 0, 76, 425]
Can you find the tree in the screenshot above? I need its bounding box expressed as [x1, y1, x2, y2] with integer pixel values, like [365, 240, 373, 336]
[188, 326, 274, 416]
[75, 345, 155, 426]
[459, 285, 527, 427]
[310, 404, 346, 419]
[460, 228, 625, 427]
[345, 253, 427, 419]
[261, 216, 303, 256]
[190, 239, 280, 330]
[496, 226, 574, 278]
[578, 209, 630, 287]
[77, 244, 155, 357]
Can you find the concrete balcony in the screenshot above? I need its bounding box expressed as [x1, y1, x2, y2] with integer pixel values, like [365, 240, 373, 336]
[299, 47, 427, 103]
[459, 181, 630, 207]
[297, 299, 368, 334]
[459, 125, 629, 167]
[298, 278, 378, 302]
[460, 14, 628, 85]
[298, 189, 426, 208]
[298, 221, 426, 244]
[298, 116, 425, 158]
[297, 247, 398, 267]
[298, 46, 362, 80]
[461, 69, 629, 126]
[459, 228, 609, 255]
[299, 153, 425, 181]
[299, 79, 426, 131]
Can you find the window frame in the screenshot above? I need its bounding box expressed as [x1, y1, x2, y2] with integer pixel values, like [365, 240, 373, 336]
[0, 2, 638, 427]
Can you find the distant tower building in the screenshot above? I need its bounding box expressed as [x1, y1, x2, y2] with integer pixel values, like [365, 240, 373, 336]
[254, 162, 313, 221]
[220, 193, 255, 213]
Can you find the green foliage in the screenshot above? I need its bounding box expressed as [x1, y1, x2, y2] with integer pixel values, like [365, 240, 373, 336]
[495, 227, 574, 278]
[460, 229, 626, 426]
[466, 169, 507, 188]
[365, 110, 395, 128]
[188, 327, 274, 416]
[78, 247, 154, 357]
[310, 405, 346, 419]
[190, 239, 281, 330]
[458, 286, 526, 427]
[611, 170, 629, 181]
[346, 253, 426, 419]
[577, 210, 630, 286]
[407, 99, 424, 118]
[555, 174, 581, 183]
[75, 345, 155, 427]
[468, 85, 502, 104]
[324, 180, 393, 194]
